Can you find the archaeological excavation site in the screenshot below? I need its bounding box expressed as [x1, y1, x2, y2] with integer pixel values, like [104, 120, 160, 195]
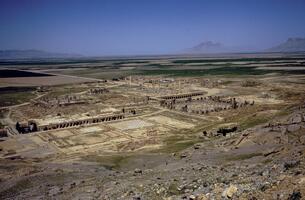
[0, 55, 305, 200]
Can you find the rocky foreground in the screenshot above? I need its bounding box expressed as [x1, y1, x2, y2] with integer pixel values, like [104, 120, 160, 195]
[0, 106, 305, 200]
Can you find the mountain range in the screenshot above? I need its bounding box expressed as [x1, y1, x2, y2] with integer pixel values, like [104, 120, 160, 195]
[1, 37, 305, 59]
[186, 37, 305, 54]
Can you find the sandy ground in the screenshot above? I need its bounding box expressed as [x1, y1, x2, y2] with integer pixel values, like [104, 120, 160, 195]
[109, 119, 153, 130]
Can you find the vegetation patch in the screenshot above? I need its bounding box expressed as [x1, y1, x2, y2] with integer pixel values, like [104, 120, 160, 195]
[83, 154, 132, 170]
[172, 57, 305, 64]
[0, 91, 36, 107]
[0, 86, 36, 93]
[156, 135, 201, 153]
[226, 152, 263, 161]
[137, 67, 279, 77]
[167, 182, 184, 195]
[46, 86, 87, 97]
[239, 115, 271, 130]
[262, 158, 273, 164]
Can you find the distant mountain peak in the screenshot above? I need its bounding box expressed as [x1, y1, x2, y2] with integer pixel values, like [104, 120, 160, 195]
[266, 37, 305, 52]
[186, 41, 226, 53]
[287, 37, 305, 42]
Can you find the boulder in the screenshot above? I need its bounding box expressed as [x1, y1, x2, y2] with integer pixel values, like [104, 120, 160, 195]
[134, 168, 142, 174]
[287, 124, 301, 132]
[284, 160, 300, 171]
[133, 195, 141, 200]
[222, 185, 238, 199]
[298, 176, 305, 184]
[299, 135, 305, 145]
[287, 191, 302, 200]
[290, 114, 302, 123]
[180, 153, 188, 158]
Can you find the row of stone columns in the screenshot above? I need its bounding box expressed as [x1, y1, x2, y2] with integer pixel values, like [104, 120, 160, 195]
[160, 92, 204, 100]
[38, 114, 125, 131]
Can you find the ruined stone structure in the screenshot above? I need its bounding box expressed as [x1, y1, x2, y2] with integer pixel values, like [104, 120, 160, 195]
[0, 129, 8, 137]
[35, 95, 88, 108]
[200, 79, 220, 88]
[89, 88, 109, 94]
[160, 95, 255, 115]
[15, 120, 38, 134]
[159, 92, 204, 100]
[37, 114, 125, 131]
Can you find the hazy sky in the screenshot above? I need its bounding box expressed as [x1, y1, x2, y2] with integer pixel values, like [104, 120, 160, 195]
[1, 0, 305, 56]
